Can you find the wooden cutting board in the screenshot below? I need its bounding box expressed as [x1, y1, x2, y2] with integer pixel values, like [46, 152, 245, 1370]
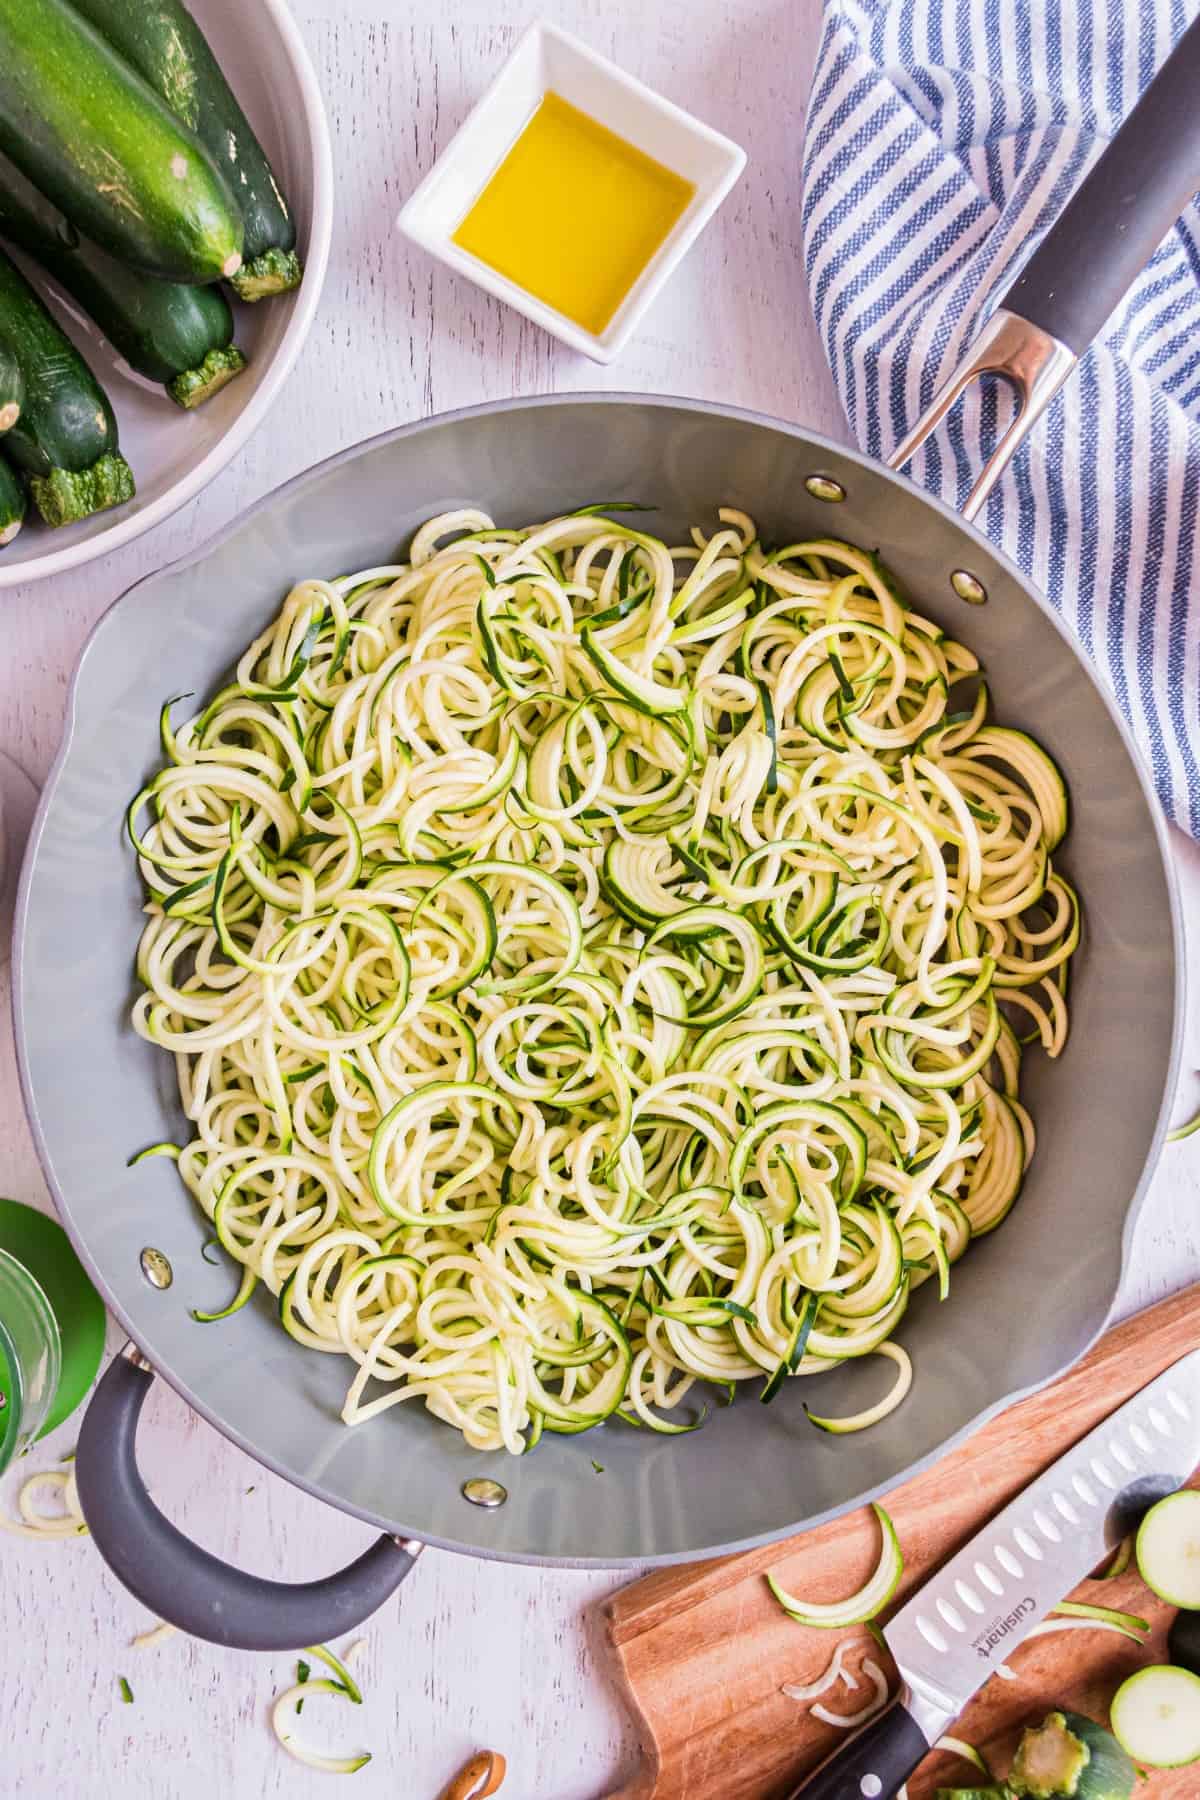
[602, 1282, 1200, 1799]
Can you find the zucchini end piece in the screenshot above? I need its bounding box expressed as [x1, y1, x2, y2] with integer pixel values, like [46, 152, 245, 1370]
[1009, 1711, 1090, 1797]
[0, 459, 27, 545]
[0, 401, 19, 433]
[168, 345, 248, 410]
[229, 248, 302, 301]
[30, 452, 135, 528]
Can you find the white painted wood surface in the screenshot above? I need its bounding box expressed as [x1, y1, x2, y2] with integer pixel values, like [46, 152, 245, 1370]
[0, 3, 1197, 1797]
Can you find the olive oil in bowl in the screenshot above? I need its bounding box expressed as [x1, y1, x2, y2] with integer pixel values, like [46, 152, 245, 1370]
[452, 93, 695, 336]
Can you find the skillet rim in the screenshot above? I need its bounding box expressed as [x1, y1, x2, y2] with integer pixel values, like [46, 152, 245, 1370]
[12, 389, 1186, 1568]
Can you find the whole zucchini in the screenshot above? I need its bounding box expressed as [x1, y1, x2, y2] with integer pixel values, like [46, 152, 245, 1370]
[0, 154, 246, 409]
[0, 338, 21, 433]
[0, 248, 134, 528]
[0, 455, 25, 546]
[1168, 1607, 1200, 1675]
[0, 0, 243, 285]
[69, 0, 301, 301]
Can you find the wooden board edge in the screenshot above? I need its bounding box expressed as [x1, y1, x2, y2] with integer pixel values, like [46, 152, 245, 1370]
[599, 1602, 664, 1796]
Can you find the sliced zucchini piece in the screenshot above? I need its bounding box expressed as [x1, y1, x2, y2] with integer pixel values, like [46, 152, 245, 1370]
[1110, 1666, 1200, 1769]
[580, 623, 688, 713]
[766, 1503, 902, 1627]
[1135, 1488, 1200, 1607]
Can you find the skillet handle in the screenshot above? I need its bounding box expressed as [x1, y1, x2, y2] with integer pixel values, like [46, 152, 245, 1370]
[74, 1346, 423, 1650]
[890, 11, 1200, 520]
[999, 9, 1200, 356]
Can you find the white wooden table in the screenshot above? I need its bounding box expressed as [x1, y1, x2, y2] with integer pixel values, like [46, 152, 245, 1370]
[1, 4, 1198, 1797]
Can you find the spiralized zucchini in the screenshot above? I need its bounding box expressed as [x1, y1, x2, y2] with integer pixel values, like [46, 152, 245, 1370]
[128, 507, 1078, 1454]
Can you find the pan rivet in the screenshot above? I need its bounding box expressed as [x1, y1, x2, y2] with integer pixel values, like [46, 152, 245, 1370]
[462, 1478, 507, 1509]
[139, 1247, 174, 1290]
[805, 475, 846, 504]
[951, 569, 988, 605]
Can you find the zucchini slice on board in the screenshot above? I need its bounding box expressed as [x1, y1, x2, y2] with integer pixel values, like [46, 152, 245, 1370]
[1109, 1666, 1200, 1769]
[0, 0, 243, 285]
[0, 338, 21, 433]
[0, 155, 245, 410]
[0, 248, 133, 528]
[1135, 1487, 1200, 1606]
[69, 0, 301, 301]
[0, 456, 25, 546]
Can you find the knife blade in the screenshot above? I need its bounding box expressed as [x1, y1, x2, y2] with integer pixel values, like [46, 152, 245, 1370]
[792, 1344, 1200, 1799]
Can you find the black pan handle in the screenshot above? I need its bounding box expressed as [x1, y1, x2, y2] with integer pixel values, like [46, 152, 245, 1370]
[74, 1347, 423, 1650]
[890, 13, 1200, 521]
[787, 1698, 931, 1799]
[1000, 10, 1200, 354]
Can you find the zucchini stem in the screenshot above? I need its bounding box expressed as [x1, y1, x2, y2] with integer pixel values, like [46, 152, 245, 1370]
[229, 246, 303, 302]
[30, 450, 134, 527]
[167, 344, 247, 410]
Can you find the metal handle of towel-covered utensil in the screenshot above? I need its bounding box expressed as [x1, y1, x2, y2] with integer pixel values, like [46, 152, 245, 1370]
[889, 9, 1200, 521]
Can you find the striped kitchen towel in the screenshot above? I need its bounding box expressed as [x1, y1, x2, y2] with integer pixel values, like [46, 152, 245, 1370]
[801, 0, 1200, 833]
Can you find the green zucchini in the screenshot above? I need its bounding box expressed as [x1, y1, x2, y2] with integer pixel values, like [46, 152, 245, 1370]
[0, 338, 21, 433]
[1110, 1667, 1200, 1769]
[0, 454, 25, 546]
[0, 156, 245, 409]
[1009, 1710, 1134, 1800]
[0, 0, 243, 285]
[69, 0, 301, 301]
[1135, 1488, 1200, 1607]
[0, 248, 133, 527]
[1167, 1608, 1200, 1677]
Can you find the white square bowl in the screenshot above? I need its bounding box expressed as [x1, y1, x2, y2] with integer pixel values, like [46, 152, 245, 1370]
[397, 20, 746, 363]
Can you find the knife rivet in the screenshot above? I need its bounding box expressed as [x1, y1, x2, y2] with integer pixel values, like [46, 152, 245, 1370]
[860, 1778, 883, 1798]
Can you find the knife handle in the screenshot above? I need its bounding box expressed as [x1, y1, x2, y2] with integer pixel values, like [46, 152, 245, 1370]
[790, 1698, 931, 1799]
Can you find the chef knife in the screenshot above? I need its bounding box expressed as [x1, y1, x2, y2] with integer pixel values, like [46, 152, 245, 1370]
[793, 1345, 1200, 1798]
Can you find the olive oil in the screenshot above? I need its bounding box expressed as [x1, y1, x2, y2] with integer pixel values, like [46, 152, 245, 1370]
[452, 92, 695, 335]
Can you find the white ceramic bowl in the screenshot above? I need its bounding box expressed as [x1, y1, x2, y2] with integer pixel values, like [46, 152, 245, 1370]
[0, 0, 333, 589]
[398, 20, 745, 364]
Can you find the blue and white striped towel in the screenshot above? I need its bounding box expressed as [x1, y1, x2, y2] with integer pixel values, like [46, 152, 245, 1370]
[801, 0, 1200, 833]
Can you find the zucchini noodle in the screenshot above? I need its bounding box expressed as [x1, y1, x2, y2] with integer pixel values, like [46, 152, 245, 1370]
[811, 1655, 889, 1727]
[781, 1637, 860, 1701]
[131, 1621, 177, 1649]
[270, 1679, 371, 1774]
[0, 1464, 88, 1539]
[128, 507, 1079, 1454]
